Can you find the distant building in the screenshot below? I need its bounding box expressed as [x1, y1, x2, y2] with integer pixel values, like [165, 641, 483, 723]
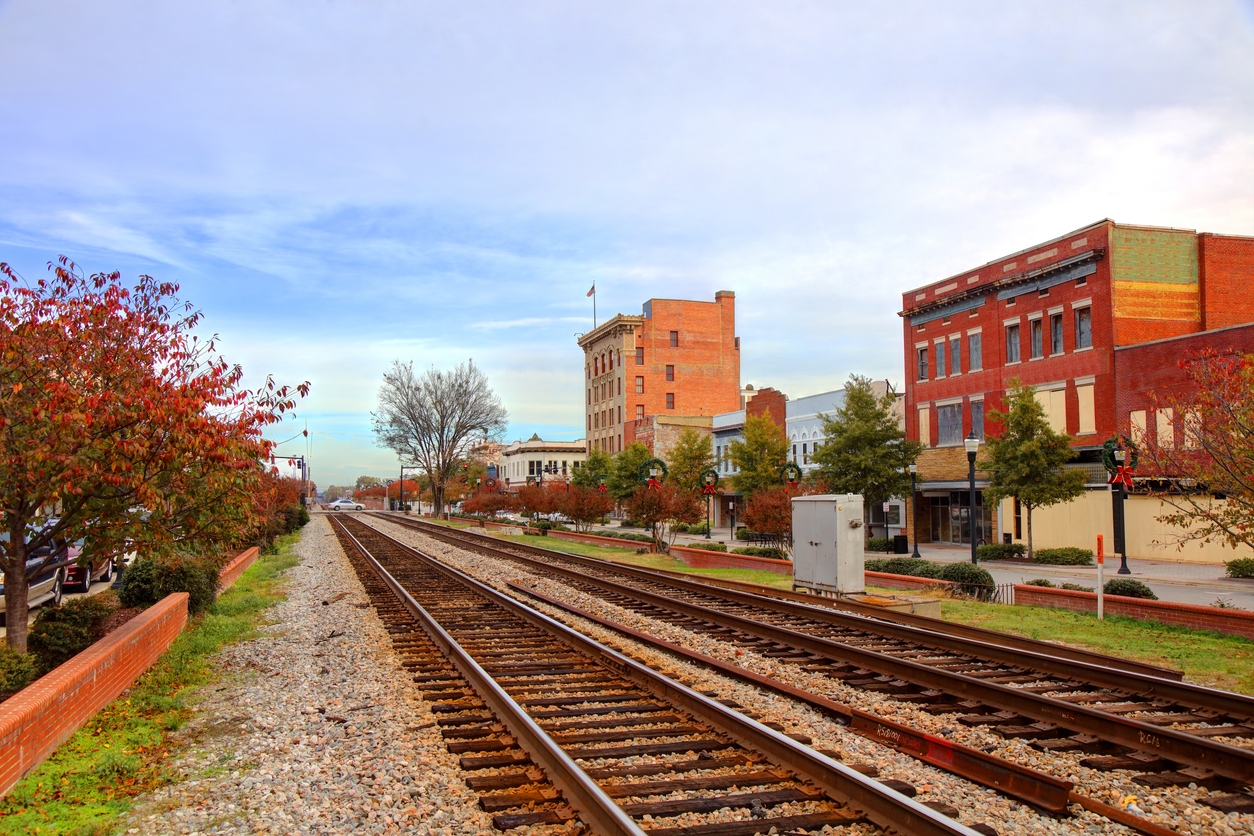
[899, 218, 1254, 559]
[499, 434, 587, 492]
[577, 291, 740, 455]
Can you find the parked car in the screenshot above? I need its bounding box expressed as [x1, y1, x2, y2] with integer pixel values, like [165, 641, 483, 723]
[328, 499, 364, 511]
[63, 537, 115, 592]
[0, 526, 68, 627]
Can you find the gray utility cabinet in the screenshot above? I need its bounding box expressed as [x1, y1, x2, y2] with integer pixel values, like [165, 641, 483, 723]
[791, 494, 866, 595]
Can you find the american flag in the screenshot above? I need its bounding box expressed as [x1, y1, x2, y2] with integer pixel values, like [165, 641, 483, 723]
[587, 283, 595, 297]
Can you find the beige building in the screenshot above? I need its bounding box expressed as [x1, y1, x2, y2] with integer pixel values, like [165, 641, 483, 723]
[499, 434, 588, 492]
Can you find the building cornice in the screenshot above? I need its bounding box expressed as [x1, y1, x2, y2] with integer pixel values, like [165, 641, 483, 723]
[577, 315, 645, 349]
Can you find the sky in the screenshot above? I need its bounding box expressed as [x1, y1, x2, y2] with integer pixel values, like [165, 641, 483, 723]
[2, 0, 1252, 490]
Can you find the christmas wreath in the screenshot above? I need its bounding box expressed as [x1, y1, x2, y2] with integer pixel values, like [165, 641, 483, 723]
[778, 462, 802, 486]
[1101, 435, 1139, 489]
[699, 468, 720, 494]
[638, 457, 668, 488]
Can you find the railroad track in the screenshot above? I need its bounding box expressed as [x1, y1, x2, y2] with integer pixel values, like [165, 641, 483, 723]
[327, 514, 988, 835]
[373, 514, 1254, 813]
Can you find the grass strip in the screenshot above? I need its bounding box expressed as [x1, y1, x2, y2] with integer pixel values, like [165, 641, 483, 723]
[0, 533, 302, 836]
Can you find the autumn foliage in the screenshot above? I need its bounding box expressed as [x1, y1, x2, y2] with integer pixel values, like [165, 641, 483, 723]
[0, 258, 308, 650]
[620, 483, 704, 550]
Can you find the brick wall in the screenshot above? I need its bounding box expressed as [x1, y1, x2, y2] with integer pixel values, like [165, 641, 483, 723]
[669, 545, 793, 575]
[1014, 584, 1254, 640]
[1200, 234, 1254, 330]
[746, 387, 787, 428]
[866, 571, 957, 592]
[0, 593, 189, 797]
[219, 546, 260, 592]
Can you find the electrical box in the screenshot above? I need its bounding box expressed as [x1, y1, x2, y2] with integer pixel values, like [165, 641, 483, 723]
[791, 494, 865, 595]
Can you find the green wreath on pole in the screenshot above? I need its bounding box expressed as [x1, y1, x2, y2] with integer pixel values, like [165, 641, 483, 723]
[1101, 434, 1140, 473]
[778, 462, 802, 485]
[699, 468, 720, 494]
[638, 457, 668, 484]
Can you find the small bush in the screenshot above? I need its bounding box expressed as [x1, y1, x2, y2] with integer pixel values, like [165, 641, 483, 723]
[687, 542, 728, 552]
[619, 519, 644, 529]
[1032, 547, 1094, 566]
[0, 646, 39, 697]
[28, 592, 122, 671]
[864, 557, 940, 579]
[976, 543, 1026, 561]
[1225, 557, 1254, 579]
[1025, 578, 1055, 587]
[282, 503, 309, 533]
[1062, 583, 1095, 592]
[865, 537, 894, 553]
[731, 547, 787, 560]
[670, 523, 690, 533]
[1103, 578, 1158, 600]
[685, 522, 711, 535]
[121, 551, 222, 615]
[938, 562, 996, 599]
[734, 528, 751, 540]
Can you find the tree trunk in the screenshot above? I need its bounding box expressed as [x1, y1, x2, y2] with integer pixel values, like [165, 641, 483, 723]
[1025, 504, 1035, 561]
[4, 564, 31, 652]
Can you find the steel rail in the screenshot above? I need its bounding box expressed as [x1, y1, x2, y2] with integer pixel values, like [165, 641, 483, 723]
[328, 517, 647, 836]
[340, 516, 984, 836]
[387, 516, 1254, 724]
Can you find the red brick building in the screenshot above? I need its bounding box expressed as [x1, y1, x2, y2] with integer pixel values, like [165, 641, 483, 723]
[577, 292, 740, 454]
[899, 219, 1254, 549]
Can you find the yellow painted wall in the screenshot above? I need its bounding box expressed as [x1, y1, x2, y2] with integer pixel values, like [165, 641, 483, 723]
[997, 490, 1236, 564]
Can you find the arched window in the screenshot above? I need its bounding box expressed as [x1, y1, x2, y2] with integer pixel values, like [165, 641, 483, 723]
[608, 352, 613, 370]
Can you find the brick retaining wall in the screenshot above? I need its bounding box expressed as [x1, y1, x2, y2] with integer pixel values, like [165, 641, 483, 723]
[866, 571, 957, 591]
[1015, 584, 1254, 640]
[218, 547, 260, 592]
[669, 545, 793, 575]
[0, 593, 189, 797]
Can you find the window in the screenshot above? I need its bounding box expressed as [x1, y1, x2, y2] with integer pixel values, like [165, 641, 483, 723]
[594, 357, 599, 375]
[1075, 307, 1092, 349]
[969, 333, 982, 371]
[1034, 387, 1067, 434]
[1006, 324, 1021, 363]
[608, 352, 613, 370]
[918, 406, 931, 447]
[1077, 383, 1095, 434]
[949, 338, 960, 375]
[635, 405, 644, 420]
[635, 376, 644, 394]
[1030, 319, 1043, 359]
[917, 347, 928, 381]
[1157, 407, 1175, 449]
[1183, 408, 1200, 449]
[586, 415, 591, 431]
[938, 403, 963, 446]
[665, 365, 674, 381]
[666, 393, 675, 409]
[971, 400, 985, 441]
[1130, 409, 1147, 445]
[1050, 313, 1063, 355]
[669, 330, 678, 347]
[635, 347, 644, 364]
[792, 443, 797, 461]
[935, 342, 946, 377]
[618, 406, 622, 424]
[618, 378, 621, 396]
[587, 389, 591, 405]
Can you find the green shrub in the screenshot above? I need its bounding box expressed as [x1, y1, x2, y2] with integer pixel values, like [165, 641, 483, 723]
[670, 523, 690, 533]
[1025, 578, 1055, 587]
[282, 503, 309, 533]
[865, 557, 940, 579]
[937, 562, 996, 599]
[1103, 578, 1158, 600]
[687, 542, 728, 552]
[976, 543, 1026, 561]
[731, 547, 787, 560]
[865, 537, 894, 553]
[1032, 547, 1094, 566]
[619, 519, 644, 529]
[0, 645, 39, 696]
[1062, 583, 1095, 592]
[685, 522, 711, 535]
[734, 528, 751, 540]
[1225, 558, 1254, 579]
[121, 551, 221, 615]
[29, 592, 121, 672]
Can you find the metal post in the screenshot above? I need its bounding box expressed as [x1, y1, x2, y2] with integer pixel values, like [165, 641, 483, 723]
[965, 431, 979, 564]
[908, 463, 920, 559]
[705, 493, 711, 539]
[1113, 444, 1130, 574]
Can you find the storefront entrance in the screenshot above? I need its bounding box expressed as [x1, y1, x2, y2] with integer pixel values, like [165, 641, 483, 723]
[928, 490, 993, 546]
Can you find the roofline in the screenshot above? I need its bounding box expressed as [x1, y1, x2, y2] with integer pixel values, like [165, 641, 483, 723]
[1113, 320, 1254, 352]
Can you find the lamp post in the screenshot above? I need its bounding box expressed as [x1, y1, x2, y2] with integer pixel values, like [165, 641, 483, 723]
[385, 479, 395, 511]
[964, 431, 979, 564]
[1112, 441, 1131, 575]
[908, 462, 920, 559]
[700, 469, 719, 540]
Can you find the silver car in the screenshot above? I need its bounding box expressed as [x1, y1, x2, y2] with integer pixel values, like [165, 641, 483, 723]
[328, 499, 364, 511]
[0, 528, 67, 627]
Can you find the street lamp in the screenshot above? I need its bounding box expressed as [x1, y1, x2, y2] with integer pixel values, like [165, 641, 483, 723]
[964, 431, 979, 565]
[907, 462, 920, 559]
[1113, 441, 1131, 575]
[700, 469, 719, 540]
[386, 479, 395, 511]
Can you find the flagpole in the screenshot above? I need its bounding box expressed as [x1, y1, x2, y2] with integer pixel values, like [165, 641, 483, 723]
[593, 285, 597, 329]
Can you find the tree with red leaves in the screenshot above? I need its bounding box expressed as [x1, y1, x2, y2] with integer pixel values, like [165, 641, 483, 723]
[0, 258, 308, 650]
[743, 484, 819, 553]
[1139, 348, 1254, 555]
[557, 485, 615, 533]
[620, 483, 703, 551]
[515, 483, 561, 522]
[462, 492, 517, 517]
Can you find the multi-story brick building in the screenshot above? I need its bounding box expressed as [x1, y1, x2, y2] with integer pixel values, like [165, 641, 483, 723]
[577, 292, 740, 455]
[899, 219, 1254, 558]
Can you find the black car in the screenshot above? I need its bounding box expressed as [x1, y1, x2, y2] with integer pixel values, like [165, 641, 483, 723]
[0, 527, 69, 627]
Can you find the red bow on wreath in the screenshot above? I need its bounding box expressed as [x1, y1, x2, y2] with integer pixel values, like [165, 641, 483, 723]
[1107, 465, 1135, 489]
[647, 477, 662, 491]
[596, 484, 607, 492]
[787, 480, 799, 488]
[701, 483, 718, 495]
